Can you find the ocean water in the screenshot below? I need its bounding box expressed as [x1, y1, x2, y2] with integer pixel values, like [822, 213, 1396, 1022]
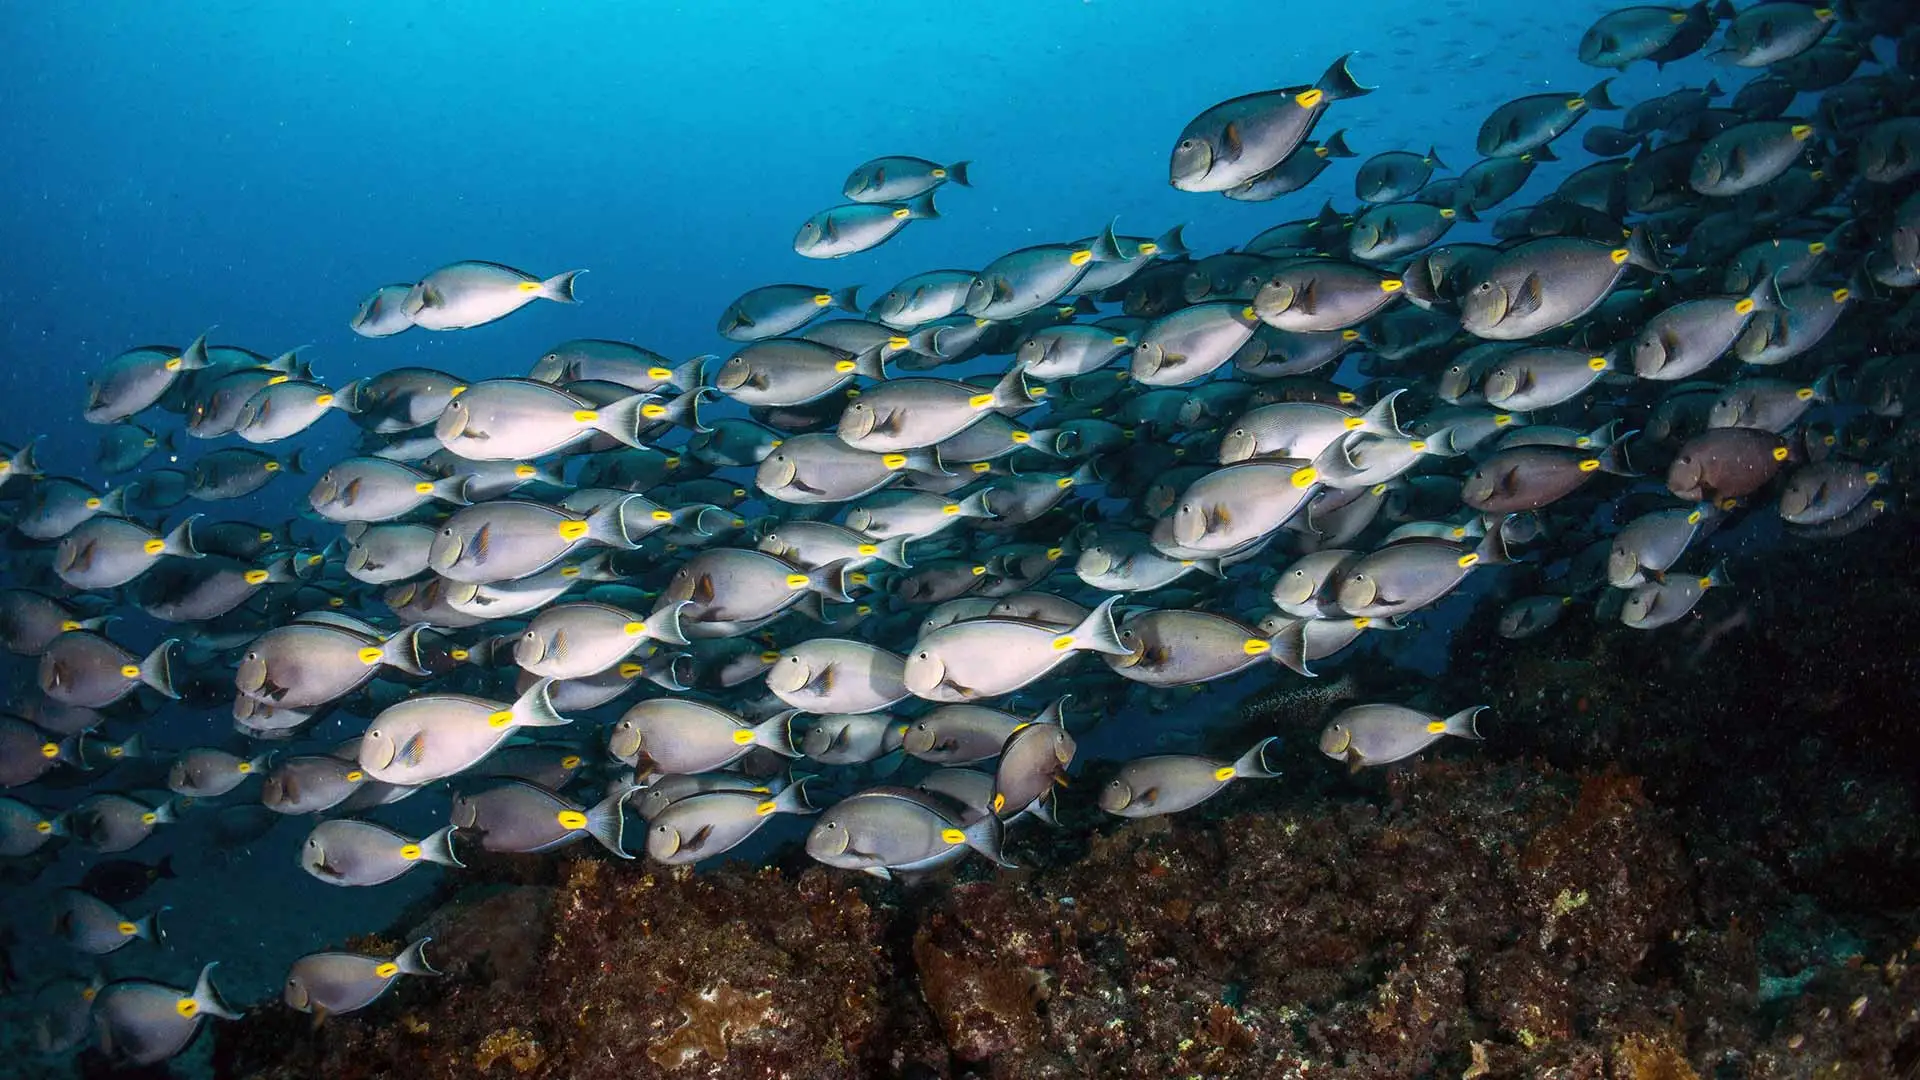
[2, 1, 1916, 1076]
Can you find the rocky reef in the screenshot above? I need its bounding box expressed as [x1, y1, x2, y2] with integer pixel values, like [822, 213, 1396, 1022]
[208, 505, 1920, 1079]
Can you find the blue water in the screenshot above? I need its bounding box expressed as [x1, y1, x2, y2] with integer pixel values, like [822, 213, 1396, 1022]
[0, 0, 1795, 1069]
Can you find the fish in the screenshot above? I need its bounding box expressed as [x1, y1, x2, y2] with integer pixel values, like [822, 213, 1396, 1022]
[1099, 737, 1281, 817]
[92, 963, 241, 1066]
[301, 820, 463, 886]
[903, 596, 1129, 701]
[844, 156, 971, 202]
[644, 780, 816, 864]
[1169, 54, 1373, 192]
[719, 284, 862, 341]
[284, 939, 439, 1017]
[450, 781, 633, 858]
[805, 786, 1010, 879]
[349, 284, 416, 338]
[794, 194, 940, 258]
[358, 680, 571, 785]
[402, 261, 582, 330]
[1319, 703, 1488, 770]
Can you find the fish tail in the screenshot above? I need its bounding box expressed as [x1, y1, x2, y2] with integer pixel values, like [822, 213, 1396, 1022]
[395, 938, 441, 977]
[1233, 736, 1284, 779]
[954, 489, 995, 518]
[991, 363, 1039, 410]
[1704, 561, 1732, 590]
[872, 535, 912, 569]
[1473, 526, 1512, 566]
[851, 343, 890, 380]
[429, 474, 473, 505]
[753, 710, 802, 757]
[1154, 224, 1190, 258]
[540, 269, 584, 303]
[1316, 53, 1375, 100]
[181, 331, 213, 372]
[114, 733, 148, 760]
[644, 599, 691, 646]
[1360, 388, 1408, 437]
[1596, 429, 1642, 476]
[1444, 706, 1489, 741]
[771, 776, 819, 815]
[138, 641, 179, 699]
[1265, 618, 1314, 677]
[162, 514, 202, 558]
[1034, 694, 1075, 729]
[592, 391, 663, 451]
[1584, 77, 1619, 111]
[96, 486, 129, 518]
[1321, 128, 1356, 158]
[137, 907, 166, 944]
[672, 355, 712, 391]
[805, 560, 853, 604]
[583, 790, 634, 860]
[1069, 595, 1131, 656]
[1089, 221, 1127, 265]
[1626, 224, 1666, 273]
[335, 378, 363, 414]
[382, 623, 432, 676]
[963, 812, 1015, 868]
[149, 797, 178, 824]
[646, 651, 695, 691]
[903, 191, 940, 221]
[830, 286, 862, 312]
[420, 825, 465, 868]
[586, 496, 643, 549]
[510, 678, 572, 729]
[661, 387, 716, 433]
[5, 439, 42, 478]
[945, 160, 973, 187]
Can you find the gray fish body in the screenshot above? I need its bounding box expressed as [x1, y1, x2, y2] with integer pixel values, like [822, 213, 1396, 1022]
[341, 367, 465, 433]
[1106, 610, 1287, 687]
[359, 681, 569, 785]
[756, 434, 940, 504]
[966, 240, 1119, 321]
[1691, 120, 1814, 195]
[1233, 325, 1360, 380]
[0, 795, 64, 856]
[870, 270, 979, 329]
[805, 786, 1006, 877]
[262, 755, 369, 815]
[802, 714, 906, 764]
[284, 941, 437, 1016]
[1622, 568, 1724, 628]
[1779, 461, 1885, 525]
[515, 601, 688, 679]
[794, 195, 936, 258]
[767, 638, 911, 714]
[308, 457, 467, 522]
[1715, 2, 1834, 67]
[450, 780, 630, 858]
[666, 548, 847, 624]
[93, 964, 239, 1066]
[991, 721, 1074, 818]
[1075, 537, 1211, 593]
[1218, 400, 1369, 463]
[0, 716, 73, 787]
[188, 447, 295, 501]
[1461, 233, 1654, 340]
[1608, 506, 1712, 586]
[403, 261, 580, 331]
[1349, 203, 1458, 262]
[301, 819, 461, 886]
[349, 283, 416, 337]
[1356, 149, 1442, 203]
[845, 156, 969, 202]
[236, 621, 428, 708]
[85, 341, 206, 425]
[1017, 324, 1131, 381]
[1100, 738, 1281, 817]
[428, 497, 640, 584]
[690, 419, 787, 467]
[1860, 116, 1920, 184]
[1165, 460, 1321, 552]
[54, 516, 199, 591]
[1477, 83, 1611, 158]
[1498, 595, 1572, 639]
[1462, 445, 1622, 513]
[1733, 285, 1853, 367]
[186, 369, 282, 439]
[39, 633, 175, 708]
[1132, 302, 1260, 386]
[1708, 375, 1827, 432]
[1320, 703, 1486, 768]
[1483, 347, 1609, 410]
[714, 338, 880, 407]
[529, 340, 698, 392]
[902, 705, 1026, 764]
[233, 380, 348, 444]
[96, 423, 166, 473]
[344, 522, 436, 583]
[167, 748, 268, 798]
[71, 794, 172, 854]
[609, 699, 796, 773]
[646, 783, 813, 864]
[52, 888, 159, 955]
[434, 378, 654, 459]
[1169, 55, 1370, 192]
[1337, 535, 1502, 618]
[18, 477, 123, 540]
[1253, 259, 1405, 332]
[720, 284, 859, 341]
[1579, 6, 1696, 67]
[903, 596, 1126, 702]
[838, 367, 1037, 452]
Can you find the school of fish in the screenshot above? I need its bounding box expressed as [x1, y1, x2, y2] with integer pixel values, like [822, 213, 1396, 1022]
[3, 0, 1918, 1064]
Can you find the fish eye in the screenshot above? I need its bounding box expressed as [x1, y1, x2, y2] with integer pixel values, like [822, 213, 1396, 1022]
[1178, 139, 1195, 150]
[916, 651, 929, 660]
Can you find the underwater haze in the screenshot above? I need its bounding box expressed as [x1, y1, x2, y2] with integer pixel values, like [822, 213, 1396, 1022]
[3, 0, 1920, 1078]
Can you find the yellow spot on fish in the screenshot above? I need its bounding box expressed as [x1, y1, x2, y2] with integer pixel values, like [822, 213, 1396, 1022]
[971, 462, 992, 473]
[399, 844, 422, 860]
[1832, 287, 1850, 303]
[60, 620, 81, 631]
[556, 810, 588, 830]
[1566, 97, 1586, 110]
[812, 293, 833, 306]
[1587, 356, 1608, 370]
[942, 826, 969, 844]
[941, 503, 961, 515]
[1458, 553, 1480, 568]
[784, 573, 810, 589]
[1069, 249, 1093, 266]
[617, 662, 644, 678]
[557, 520, 590, 541]
[449, 385, 467, 397]
[1578, 458, 1600, 472]
[1795, 387, 1815, 401]
[1426, 720, 1447, 733]
[315, 394, 335, 407]
[1440, 208, 1456, 219]
[1697, 575, 1714, 588]
[759, 650, 781, 663]
[140, 812, 157, 825]
[514, 464, 537, 478]
[755, 799, 779, 817]
[1687, 510, 1703, 524]
[891, 206, 911, 219]
[1010, 431, 1031, 444]
[888, 336, 911, 349]
[487, 709, 515, 728]
[1242, 304, 1257, 320]
[175, 998, 198, 1018]
[1051, 634, 1075, 650]
[1734, 298, 1756, 315]
[572, 409, 599, 423]
[882, 453, 909, 469]
[85, 497, 101, 509]
[623, 621, 648, 637]
[1610, 248, 1630, 265]
[1866, 471, 1881, 484]
[451, 648, 471, 661]
[1138, 242, 1159, 256]
[143, 538, 166, 555]
[1242, 639, 1271, 656]
[1057, 476, 1075, 488]
[970, 564, 987, 576]
[1343, 416, 1365, 430]
[1045, 547, 1063, 560]
[1337, 391, 1357, 403]
[731, 729, 756, 745]
[968, 392, 994, 408]
[641, 404, 668, 419]
[346, 769, 364, 781]
[116, 920, 137, 936]
[1409, 440, 1428, 452]
[517, 280, 541, 292]
[650, 509, 674, 522]
[1291, 467, 1317, 488]
[1809, 242, 1827, 256]
[1771, 446, 1789, 461]
[1380, 278, 1404, 293]
[413, 481, 435, 494]
[1494, 414, 1513, 426]
[119, 664, 140, 679]
[1296, 88, 1324, 109]
[1791, 124, 1813, 141]
[244, 569, 270, 585]
[38, 742, 57, 759]
[856, 543, 879, 557]
[647, 366, 673, 381]
[34, 820, 52, 834]
[1371, 483, 1389, 496]
[164, 357, 184, 372]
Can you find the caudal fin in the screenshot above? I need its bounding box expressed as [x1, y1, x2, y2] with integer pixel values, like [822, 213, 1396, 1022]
[540, 270, 584, 304]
